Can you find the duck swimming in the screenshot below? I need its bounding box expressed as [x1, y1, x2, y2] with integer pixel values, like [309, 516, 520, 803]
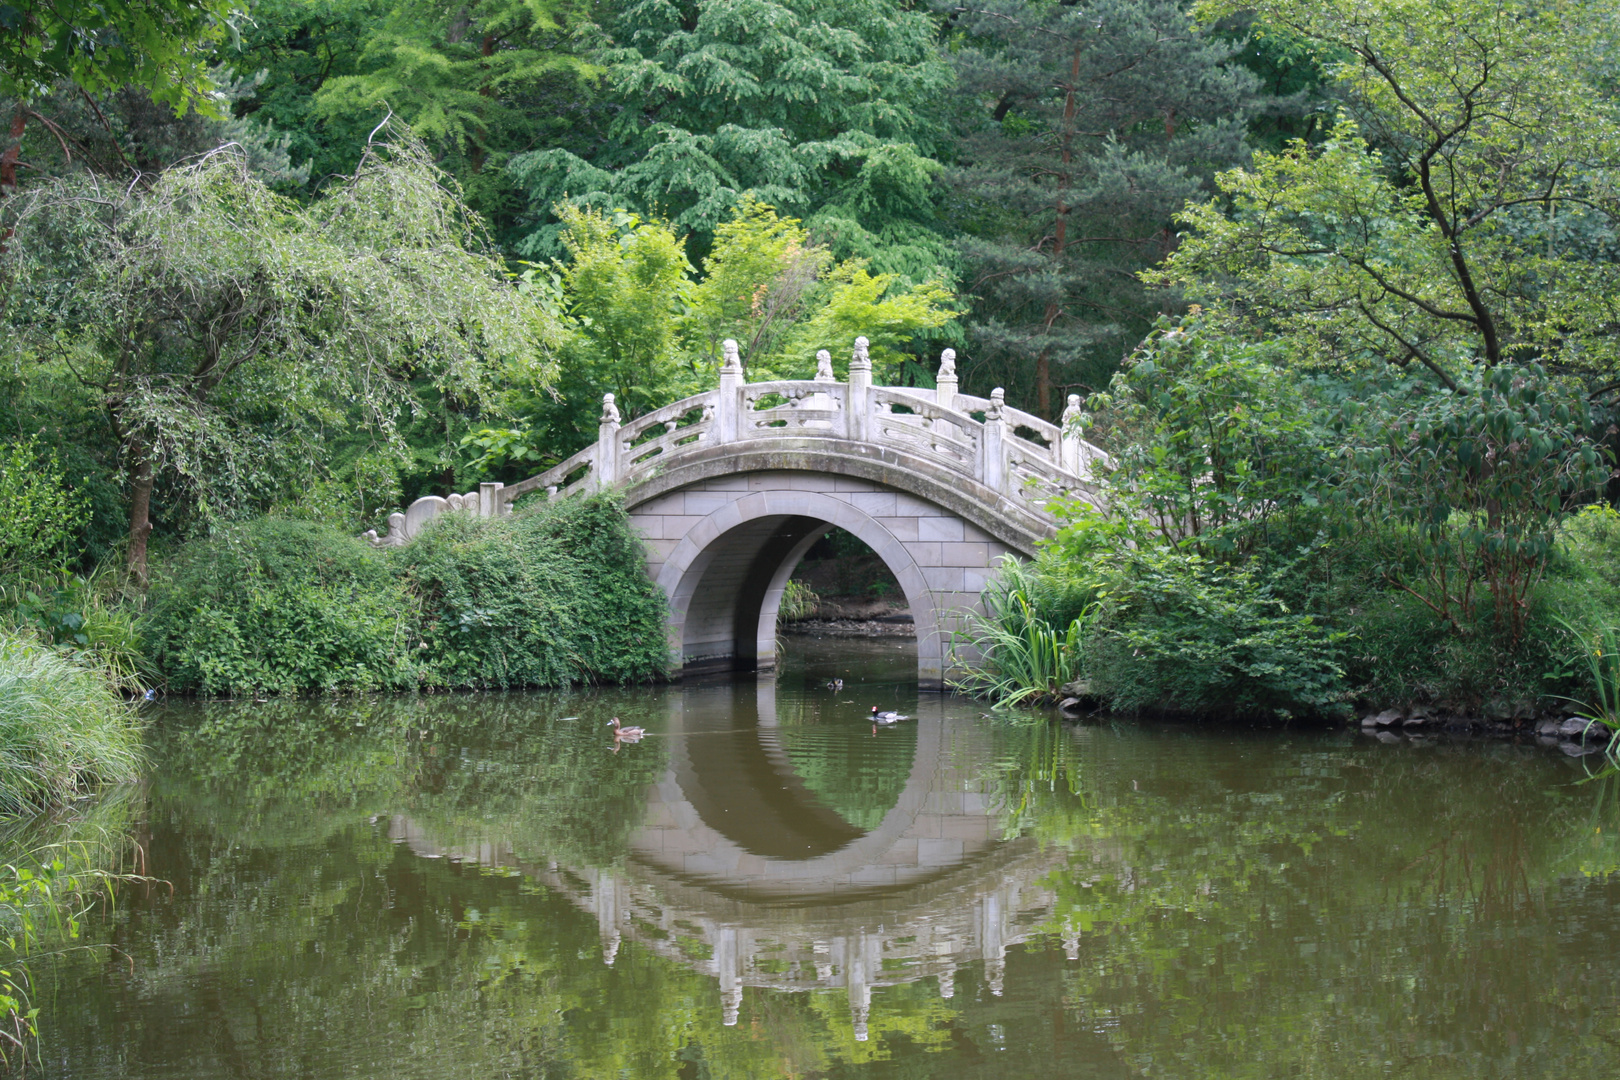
[607, 717, 646, 739]
[827, 679, 844, 691]
[870, 706, 910, 724]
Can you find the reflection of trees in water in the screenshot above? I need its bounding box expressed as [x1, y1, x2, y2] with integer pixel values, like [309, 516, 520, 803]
[1020, 729, 1620, 1080]
[39, 702, 1620, 1080]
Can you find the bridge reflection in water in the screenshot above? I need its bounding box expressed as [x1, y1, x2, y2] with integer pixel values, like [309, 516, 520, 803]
[388, 679, 1078, 1040]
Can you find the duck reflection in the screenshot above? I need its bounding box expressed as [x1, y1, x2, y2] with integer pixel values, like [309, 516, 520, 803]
[387, 677, 1074, 1040]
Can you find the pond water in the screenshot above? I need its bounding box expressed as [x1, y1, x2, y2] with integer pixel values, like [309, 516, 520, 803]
[26, 637, 1620, 1079]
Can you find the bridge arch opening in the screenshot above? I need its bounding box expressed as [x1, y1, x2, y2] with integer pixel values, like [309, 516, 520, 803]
[652, 490, 946, 687]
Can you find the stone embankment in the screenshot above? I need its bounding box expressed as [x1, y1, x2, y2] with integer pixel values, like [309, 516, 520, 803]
[1358, 707, 1614, 756]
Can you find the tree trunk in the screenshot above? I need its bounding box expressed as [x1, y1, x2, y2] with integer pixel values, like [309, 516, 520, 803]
[1035, 42, 1083, 422]
[126, 438, 155, 586]
[1, 103, 26, 194]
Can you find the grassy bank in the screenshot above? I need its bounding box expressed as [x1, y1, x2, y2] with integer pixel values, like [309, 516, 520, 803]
[144, 492, 671, 696]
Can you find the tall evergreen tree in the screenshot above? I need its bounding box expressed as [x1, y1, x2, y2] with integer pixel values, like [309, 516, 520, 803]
[508, 0, 956, 279]
[941, 0, 1266, 417]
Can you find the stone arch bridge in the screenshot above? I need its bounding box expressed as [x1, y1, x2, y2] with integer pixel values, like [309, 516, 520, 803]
[368, 339, 1107, 688]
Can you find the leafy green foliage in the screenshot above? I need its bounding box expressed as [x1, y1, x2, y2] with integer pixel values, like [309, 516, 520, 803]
[509, 0, 955, 265]
[684, 197, 955, 379]
[0, 125, 561, 581]
[394, 494, 670, 689]
[0, 436, 86, 576]
[949, 556, 1090, 708]
[1079, 544, 1349, 718]
[1163, 0, 1620, 382]
[144, 517, 420, 695]
[556, 204, 692, 417]
[778, 578, 820, 621]
[1331, 364, 1611, 642]
[144, 493, 669, 695]
[0, 0, 233, 112]
[1086, 317, 1328, 549]
[311, 0, 597, 236]
[1559, 619, 1620, 758]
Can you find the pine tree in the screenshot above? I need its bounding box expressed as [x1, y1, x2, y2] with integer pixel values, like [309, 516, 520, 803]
[508, 0, 956, 278]
[941, 0, 1266, 417]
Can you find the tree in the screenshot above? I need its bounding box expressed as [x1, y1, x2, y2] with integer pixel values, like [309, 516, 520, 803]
[0, 435, 86, 575]
[555, 204, 691, 418]
[0, 128, 560, 582]
[1154, 0, 1620, 389]
[0, 0, 236, 193]
[311, 0, 597, 241]
[463, 197, 955, 475]
[682, 198, 955, 379]
[508, 0, 956, 272]
[941, 0, 1266, 418]
[0, 0, 233, 109]
[221, 0, 389, 186]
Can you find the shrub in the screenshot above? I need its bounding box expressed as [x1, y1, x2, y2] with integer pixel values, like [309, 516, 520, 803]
[0, 633, 143, 814]
[0, 437, 87, 577]
[1084, 546, 1350, 719]
[2, 569, 148, 692]
[396, 494, 670, 689]
[145, 518, 420, 695]
[1330, 363, 1610, 643]
[144, 493, 670, 695]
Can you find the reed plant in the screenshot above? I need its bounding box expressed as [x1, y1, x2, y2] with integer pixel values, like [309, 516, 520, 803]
[0, 633, 144, 815]
[950, 559, 1092, 708]
[1561, 621, 1620, 758]
[779, 579, 821, 621]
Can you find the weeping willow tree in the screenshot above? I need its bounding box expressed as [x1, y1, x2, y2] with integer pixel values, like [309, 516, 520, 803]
[0, 125, 561, 582]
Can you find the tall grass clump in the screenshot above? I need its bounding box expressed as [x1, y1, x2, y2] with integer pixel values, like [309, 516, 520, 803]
[0, 634, 144, 815]
[950, 557, 1091, 708]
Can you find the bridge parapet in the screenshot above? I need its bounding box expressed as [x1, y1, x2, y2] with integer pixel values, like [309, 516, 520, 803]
[367, 336, 1109, 547]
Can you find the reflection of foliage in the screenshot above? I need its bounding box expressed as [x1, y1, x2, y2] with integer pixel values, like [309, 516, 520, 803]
[1014, 730, 1620, 1080]
[151, 689, 668, 868]
[0, 785, 143, 1070]
[776, 717, 915, 832]
[33, 693, 1620, 1080]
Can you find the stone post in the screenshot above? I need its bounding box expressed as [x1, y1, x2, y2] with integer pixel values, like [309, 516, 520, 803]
[981, 387, 1006, 490]
[1060, 392, 1083, 473]
[845, 336, 871, 443]
[596, 393, 621, 488]
[717, 338, 742, 444]
[478, 481, 505, 518]
[934, 348, 957, 412]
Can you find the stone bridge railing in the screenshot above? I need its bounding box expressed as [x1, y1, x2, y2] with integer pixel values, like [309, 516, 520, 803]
[366, 337, 1108, 547]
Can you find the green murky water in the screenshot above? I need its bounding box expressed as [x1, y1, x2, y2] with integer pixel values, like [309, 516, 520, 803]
[25, 637, 1620, 1079]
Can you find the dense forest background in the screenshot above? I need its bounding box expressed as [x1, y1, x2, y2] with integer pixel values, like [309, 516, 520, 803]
[4, 0, 1620, 720]
[0, 0, 1335, 566]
